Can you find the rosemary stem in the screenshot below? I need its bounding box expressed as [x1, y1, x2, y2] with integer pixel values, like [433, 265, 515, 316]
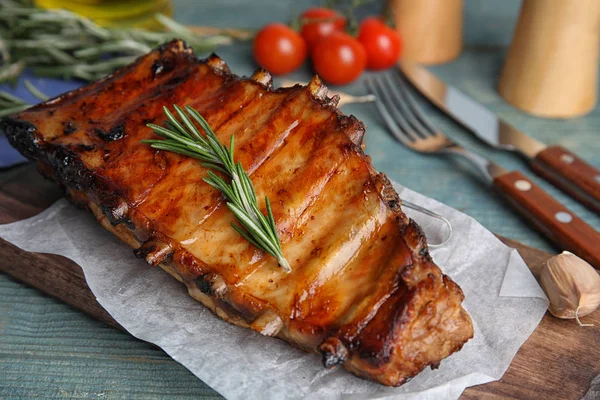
[145, 105, 291, 272]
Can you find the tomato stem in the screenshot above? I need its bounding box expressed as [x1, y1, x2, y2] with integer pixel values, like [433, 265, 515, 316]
[339, 0, 375, 36]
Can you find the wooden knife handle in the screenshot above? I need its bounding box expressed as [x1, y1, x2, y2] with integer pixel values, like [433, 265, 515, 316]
[493, 170, 600, 269]
[531, 145, 600, 214]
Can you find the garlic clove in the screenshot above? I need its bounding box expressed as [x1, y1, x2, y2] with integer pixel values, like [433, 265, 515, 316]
[539, 251, 600, 326]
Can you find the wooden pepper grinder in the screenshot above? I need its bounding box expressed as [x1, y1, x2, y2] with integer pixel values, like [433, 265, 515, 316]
[498, 0, 600, 118]
[386, 0, 463, 65]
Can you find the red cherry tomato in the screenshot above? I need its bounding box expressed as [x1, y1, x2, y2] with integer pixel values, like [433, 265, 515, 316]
[253, 23, 307, 75]
[358, 17, 402, 70]
[300, 7, 346, 50]
[312, 31, 367, 85]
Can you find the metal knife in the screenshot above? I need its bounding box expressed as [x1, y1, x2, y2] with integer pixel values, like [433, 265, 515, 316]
[399, 61, 600, 214]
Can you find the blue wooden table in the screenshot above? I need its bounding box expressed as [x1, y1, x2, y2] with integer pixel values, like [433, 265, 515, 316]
[1, 1, 599, 398]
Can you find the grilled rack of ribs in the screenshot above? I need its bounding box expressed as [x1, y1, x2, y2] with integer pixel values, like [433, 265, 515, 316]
[1, 40, 473, 386]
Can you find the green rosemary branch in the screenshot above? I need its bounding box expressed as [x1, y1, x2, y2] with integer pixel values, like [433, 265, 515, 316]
[143, 105, 291, 273]
[0, 90, 29, 117]
[0, 80, 50, 117]
[0, 0, 233, 82]
[23, 79, 49, 101]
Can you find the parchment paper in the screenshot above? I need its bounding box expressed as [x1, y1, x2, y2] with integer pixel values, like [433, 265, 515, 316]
[0, 182, 548, 399]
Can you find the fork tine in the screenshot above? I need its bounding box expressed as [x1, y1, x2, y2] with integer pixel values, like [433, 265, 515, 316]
[391, 71, 441, 137]
[366, 75, 422, 143]
[380, 71, 435, 139]
[365, 77, 414, 147]
[371, 76, 422, 141]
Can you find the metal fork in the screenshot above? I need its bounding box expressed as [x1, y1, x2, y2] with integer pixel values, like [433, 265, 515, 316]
[366, 70, 600, 268]
[366, 71, 505, 182]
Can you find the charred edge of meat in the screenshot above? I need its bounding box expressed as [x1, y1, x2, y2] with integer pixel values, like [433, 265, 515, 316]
[402, 219, 432, 262]
[95, 123, 125, 142]
[336, 113, 365, 148]
[195, 273, 228, 297]
[318, 265, 415, 371]
[157, 39, 192, 54]
[99, 196, 132, 227]
[151, 56, 176, 78]
[195, 273, 214, 295]
[308, 76, 328, 101]
[307, 75, 339, 108]
[319, 337, 350, 367]
[134, 240, 173, 266]
[376, 173, 403, 214]
[205, 52, 231, 76]
[356, 288, 416, 370]
[0, 118, 41, 160]
[44, 146, 96, 191]
[250, 68, 273, 88]
[150, 40, 194, 79]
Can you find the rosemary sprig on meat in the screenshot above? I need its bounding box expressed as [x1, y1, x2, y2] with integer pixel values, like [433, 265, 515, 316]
[0, 0, 232, 82]
[143, 105, 291, 273]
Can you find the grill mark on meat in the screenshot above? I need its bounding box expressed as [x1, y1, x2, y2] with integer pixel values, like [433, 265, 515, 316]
[281, 160, 388, 319]
[224, 89, 305, 176]
[193, 79, 262, 132]
[211, 89, 291, 157]
[172, 89, 313, 278]
[326, 228, 413, 348]
[249, 115, 341, 236]
[131, 76, 271, 236]
[209, 84, 262, 133]
[97, 65, 221, 206]
[295, 206, 401, 329]
[229, 115, 340, 284]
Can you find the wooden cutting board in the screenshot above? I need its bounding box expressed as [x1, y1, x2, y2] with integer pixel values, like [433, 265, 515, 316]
[1, 163, 598, 399]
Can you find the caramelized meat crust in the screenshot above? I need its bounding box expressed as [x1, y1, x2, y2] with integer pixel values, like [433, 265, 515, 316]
[1, 40, 473, 386]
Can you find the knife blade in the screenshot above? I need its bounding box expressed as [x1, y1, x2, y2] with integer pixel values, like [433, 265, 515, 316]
[399, 61, 600, 214]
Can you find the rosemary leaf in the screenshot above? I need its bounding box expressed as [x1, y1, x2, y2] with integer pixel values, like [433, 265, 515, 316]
[145, 105, 291, 272]
[73, 40, 152, 58]
[230, 223, 263, 251]
[265, 198, 281, 246]
[0, 62, 25, 82]
[0, 104, 29, 117]
[227, 202, 280, 254]
[0, 90, 28, 104]
[200, 162, 229, 176]
[23, 79, 49, 101]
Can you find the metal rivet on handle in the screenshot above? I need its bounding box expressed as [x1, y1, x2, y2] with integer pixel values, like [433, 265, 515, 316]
[560, 154, 574, 164]
[555, 211, 573, 223]
[515, 180, 532, 191]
